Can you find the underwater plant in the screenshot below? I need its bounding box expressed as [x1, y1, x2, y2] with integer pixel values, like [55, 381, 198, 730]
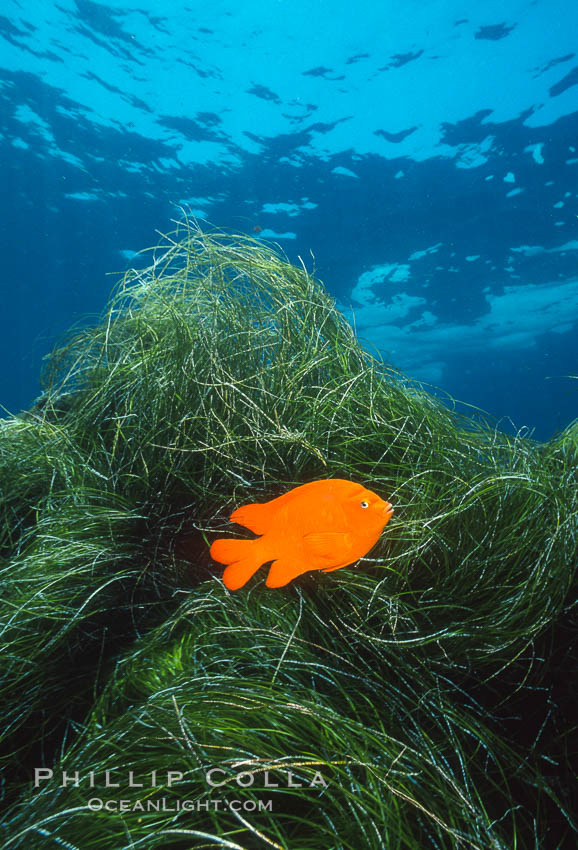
[0, 219, 576, 848]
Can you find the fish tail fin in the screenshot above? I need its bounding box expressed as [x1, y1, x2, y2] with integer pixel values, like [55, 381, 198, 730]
[210, 538, 264, 590]
[210, 537, 255, 565]
[222, 557, 264, 590]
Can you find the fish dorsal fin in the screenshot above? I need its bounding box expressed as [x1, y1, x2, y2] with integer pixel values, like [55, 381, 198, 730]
[303, 531, 351, 562]
[230, 480, 348, 536]
[230, 502, 275, 535]
[229, 485, 307, 534]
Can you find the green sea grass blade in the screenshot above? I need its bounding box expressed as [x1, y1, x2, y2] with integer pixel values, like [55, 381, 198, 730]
[0, 219, 576, 846]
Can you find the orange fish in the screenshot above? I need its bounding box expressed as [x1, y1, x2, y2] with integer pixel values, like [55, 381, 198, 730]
[210, 479, 393, 590]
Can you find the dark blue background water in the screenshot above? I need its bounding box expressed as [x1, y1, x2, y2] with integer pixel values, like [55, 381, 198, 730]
[1, 0, 577, 440]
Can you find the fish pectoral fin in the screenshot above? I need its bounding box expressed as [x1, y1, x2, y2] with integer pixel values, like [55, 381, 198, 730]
[302, 532, 351, 562]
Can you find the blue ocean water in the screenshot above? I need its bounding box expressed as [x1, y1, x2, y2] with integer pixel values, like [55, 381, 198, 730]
[0, 0, 577, 441]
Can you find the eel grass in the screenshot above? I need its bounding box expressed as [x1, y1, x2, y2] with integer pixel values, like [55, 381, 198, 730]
[0, 219, 576, 849]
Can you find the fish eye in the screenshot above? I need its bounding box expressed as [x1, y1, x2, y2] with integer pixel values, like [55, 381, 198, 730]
[360, 500, 369, 509]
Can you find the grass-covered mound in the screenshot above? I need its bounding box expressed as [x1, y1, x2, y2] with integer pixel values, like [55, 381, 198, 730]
[1, 219, 576, 848]
[0, 587, 554, 850]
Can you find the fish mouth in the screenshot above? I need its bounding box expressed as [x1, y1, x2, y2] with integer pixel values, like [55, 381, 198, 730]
[382, 501, 394, 516]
